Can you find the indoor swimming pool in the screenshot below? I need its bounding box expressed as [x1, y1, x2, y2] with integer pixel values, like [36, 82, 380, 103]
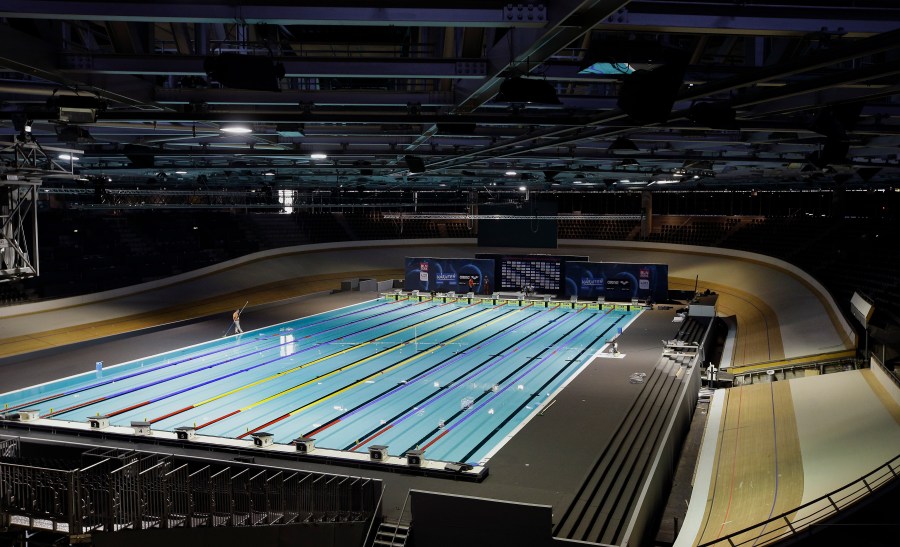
[1, 297, 640, 466]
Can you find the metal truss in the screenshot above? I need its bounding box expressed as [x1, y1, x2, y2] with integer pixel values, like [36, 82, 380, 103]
[0, 181, 40, 282]
[0, 140, 82, 179]
[0, 139, 85, 281]
[383, 213, 643, 220]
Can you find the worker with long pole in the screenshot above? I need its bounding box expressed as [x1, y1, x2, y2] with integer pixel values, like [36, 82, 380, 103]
[225, 300, 249, 336]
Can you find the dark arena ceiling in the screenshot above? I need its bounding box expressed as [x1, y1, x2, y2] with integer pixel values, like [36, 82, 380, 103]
[1, 0, 900, 195]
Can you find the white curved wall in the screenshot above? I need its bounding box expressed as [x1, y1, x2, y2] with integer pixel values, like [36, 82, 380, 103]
[0, 239, 854, 359]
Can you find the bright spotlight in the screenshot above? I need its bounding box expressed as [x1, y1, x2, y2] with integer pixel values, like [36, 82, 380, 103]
[311, 153, 328, 160]
[220, 125, 253, 134]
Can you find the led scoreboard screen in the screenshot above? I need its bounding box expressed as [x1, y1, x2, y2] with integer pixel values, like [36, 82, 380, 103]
[476, 254, 589, 295]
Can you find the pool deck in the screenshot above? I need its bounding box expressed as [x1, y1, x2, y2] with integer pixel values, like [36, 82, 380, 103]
[0, 291, 682, 524]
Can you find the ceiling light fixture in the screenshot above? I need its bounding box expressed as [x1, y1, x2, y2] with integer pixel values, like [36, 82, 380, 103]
[505, 170, 518, 176]
[58, 154, 78, 161]
[220, 124, 253, 134]
[310, 153, 328, 160]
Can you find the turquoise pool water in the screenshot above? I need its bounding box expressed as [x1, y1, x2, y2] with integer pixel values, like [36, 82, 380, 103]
[1, 297, 638, 466]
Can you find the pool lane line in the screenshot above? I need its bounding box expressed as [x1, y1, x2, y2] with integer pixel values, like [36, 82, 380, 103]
[408, 310, 623, 456]
[3, 298, 397, 413]
[457, 314, 627, 464]
[342, 307, 592, 449]
[231, 303, 525, 439]
[344, 308, 592, 451]
[45, 300, 454, 419]
[185, 303, 493, 427]
[148, 303, 484, 426]
[307, 306, 555, 439]
[99, 301, 468, 422]
[182, 302, 498, 431]
[44, 300, 440, 419]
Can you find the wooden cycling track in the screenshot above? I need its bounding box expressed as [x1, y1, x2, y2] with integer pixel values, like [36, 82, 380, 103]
[2, 240, 881, 547]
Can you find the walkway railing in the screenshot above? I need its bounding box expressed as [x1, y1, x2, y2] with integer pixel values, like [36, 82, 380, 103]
[698, 454, 900, 546]
[0, 441, 381, 537]
[872, 354, 900, 391]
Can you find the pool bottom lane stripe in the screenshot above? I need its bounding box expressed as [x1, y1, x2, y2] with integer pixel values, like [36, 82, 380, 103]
[343, 309, 593, 452]
[406, 311, 626, 458]
[306, 308, 553, 439]
[45, 300, 446, 419]
[232, 304, 524, 439]
[457, 314, 627, 463]
[169, 304, 484, 429]
[8, 298, 398, 414]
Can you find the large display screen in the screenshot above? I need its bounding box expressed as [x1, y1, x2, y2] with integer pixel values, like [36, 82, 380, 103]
[404, 257, 496, 294]
[476, 200, 558, 248]
[475, 254, 589, 294]
[564, 262, 668, 302]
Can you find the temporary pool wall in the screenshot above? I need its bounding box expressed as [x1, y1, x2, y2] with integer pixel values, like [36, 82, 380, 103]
[619, 316, 711, 547]
[404, 312, 711, 547]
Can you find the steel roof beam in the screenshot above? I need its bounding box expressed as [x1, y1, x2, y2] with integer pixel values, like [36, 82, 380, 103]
[596, 2, 899, 37]
[61, 54, 489, 79]
[0, 2, 549, 28]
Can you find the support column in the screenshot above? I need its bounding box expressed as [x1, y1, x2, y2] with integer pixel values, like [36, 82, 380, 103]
[641, 190, 653, 240]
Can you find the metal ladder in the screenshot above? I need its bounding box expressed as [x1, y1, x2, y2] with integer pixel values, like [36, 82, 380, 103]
[373, 521, 410, 547]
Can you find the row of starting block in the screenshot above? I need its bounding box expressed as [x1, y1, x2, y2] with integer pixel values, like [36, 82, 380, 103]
[383, 291, 645, 311]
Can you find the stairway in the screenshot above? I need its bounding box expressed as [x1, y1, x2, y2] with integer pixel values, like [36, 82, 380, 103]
[553, 354, 687, 544]
[373, 521, 410, 547]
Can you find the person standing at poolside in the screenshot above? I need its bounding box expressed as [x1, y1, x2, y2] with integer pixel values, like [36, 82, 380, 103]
[232, 308, 243, 334]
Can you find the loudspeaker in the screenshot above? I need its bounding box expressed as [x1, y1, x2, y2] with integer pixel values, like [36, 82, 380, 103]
[123, 144, 155, 168]
[204, 53, 285, 92]
[618, 63, 686, 124]
[404, 155, 426, 174]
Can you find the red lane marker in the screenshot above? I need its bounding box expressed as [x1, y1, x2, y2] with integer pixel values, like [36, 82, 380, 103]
[106, 400, 152, 418]
[306, 419, 341, 438]
[195, 409, 242, 430]
[349, 425, 393, 452]
[150, 405, 195, 424]
[420, 429, 449, 451]
[235, 412, 291, 439]
[43, 397, 108, 418]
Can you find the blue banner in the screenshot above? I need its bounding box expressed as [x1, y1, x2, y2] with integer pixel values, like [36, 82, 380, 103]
[404, 257, 496, 294]
[564, 262, 668, 302]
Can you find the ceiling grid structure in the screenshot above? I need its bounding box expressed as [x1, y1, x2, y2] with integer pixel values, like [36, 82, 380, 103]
[0, 0, 897, 193]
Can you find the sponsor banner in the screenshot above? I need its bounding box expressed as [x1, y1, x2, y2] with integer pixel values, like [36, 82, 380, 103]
[404, 257, 496, 293]
[564, 262, 668, 302]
